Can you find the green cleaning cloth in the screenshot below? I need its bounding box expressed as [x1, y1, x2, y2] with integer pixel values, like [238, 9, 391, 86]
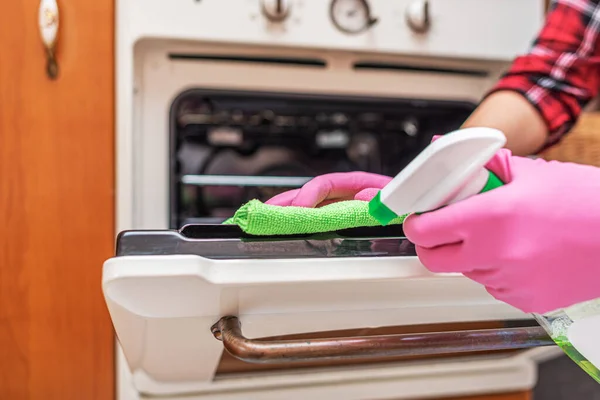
[223, 199, 407, 236]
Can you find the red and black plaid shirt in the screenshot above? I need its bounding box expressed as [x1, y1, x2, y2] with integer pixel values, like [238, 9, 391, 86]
[488, 0, 600, 148]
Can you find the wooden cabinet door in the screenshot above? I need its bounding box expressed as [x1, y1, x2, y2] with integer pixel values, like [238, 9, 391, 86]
[0, 0, 115, 399]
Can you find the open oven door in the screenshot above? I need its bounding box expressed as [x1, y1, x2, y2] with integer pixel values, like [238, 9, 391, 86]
[102, 224, 561, 399]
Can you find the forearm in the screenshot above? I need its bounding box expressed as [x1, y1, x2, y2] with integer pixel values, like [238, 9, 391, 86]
[461, 0, 600, 157]
[461, 91, 548, 156]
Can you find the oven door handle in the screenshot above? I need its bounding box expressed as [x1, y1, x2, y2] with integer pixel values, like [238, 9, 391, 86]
[211, 316, 554, 364]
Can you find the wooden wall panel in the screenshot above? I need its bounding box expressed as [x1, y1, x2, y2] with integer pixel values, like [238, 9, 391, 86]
[0, 0, 115, 399]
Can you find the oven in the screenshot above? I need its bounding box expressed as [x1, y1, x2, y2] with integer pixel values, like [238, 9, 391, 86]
[112, 1, 560, 399]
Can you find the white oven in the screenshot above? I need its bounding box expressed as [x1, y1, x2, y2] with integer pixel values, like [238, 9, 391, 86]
[110, 1, 561, 399]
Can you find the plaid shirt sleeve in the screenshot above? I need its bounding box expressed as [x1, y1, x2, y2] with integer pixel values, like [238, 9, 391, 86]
[487, 0, 600, 148]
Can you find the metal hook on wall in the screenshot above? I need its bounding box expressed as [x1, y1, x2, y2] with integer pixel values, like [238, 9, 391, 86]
[38, 0, 60, 79]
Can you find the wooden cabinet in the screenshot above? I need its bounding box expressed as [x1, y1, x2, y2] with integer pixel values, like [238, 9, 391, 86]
[0, 0, 115, 399]
[541, 112, 600, 166]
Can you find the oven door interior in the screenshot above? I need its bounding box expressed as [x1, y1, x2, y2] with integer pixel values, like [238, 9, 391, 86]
[170, 88, 475, 227]
[103, 224, 558, 398]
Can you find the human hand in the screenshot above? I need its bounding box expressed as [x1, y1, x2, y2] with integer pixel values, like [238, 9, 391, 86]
[403, 150, 600, 314]
[265, 171, 392, 208]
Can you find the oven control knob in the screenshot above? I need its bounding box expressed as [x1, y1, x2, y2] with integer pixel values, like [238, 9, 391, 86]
[405, 0, 430, 33]
[261, 0, 291, 22]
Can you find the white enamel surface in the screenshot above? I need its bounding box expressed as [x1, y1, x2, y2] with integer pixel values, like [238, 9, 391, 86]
[379, 127, 506, 216]
[131, 356, 539, 399]
[114, 0, 555, 399]
[38, 0, 59, 49]
[118, 0, 543, 62]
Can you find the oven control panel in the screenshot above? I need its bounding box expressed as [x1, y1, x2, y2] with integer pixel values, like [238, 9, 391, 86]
[121, 0, 545, 61]
[262, 0, 427, 35]
[261, 0, 428, 34]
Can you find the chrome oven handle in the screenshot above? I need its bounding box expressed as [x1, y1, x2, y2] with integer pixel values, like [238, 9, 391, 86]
[211, 316, 554, 364]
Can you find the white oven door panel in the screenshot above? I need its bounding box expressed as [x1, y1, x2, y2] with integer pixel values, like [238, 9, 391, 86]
[126, 355, 541, 400]
[104, 254, 560, 398]
[119, 0, 544, 62]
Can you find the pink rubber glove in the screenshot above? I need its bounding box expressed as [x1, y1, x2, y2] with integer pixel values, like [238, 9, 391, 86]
[404, 150, 600, 314]
[266, 172, 392, 208]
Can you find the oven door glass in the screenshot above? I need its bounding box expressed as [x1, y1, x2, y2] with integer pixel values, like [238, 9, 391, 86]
[171, 89, 475, 227]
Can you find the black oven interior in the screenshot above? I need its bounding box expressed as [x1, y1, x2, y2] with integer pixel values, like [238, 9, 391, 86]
[170, 89, 475, 228]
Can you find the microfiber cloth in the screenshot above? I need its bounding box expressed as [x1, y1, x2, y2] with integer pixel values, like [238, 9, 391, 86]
[223, 199, 407, 236]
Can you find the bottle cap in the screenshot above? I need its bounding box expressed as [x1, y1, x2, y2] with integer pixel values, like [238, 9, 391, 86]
[368, 192, 398, 226]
